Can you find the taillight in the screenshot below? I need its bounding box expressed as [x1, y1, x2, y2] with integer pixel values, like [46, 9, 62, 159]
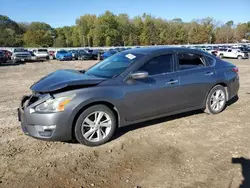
[231, 67, 239, 73]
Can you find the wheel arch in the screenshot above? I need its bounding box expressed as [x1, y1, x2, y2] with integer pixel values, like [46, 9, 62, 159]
[71, 101, 120, 139]
[205, 82, 229, 105]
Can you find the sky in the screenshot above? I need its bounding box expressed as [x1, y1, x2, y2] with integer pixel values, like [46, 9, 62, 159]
[0, 0, 249, 27]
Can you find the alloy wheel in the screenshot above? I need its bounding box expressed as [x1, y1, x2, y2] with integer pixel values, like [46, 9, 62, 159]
[81, 111, 112, 142]
[210, 89, 226, 112]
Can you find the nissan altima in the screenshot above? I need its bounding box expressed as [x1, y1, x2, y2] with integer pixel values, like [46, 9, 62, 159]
[18, 47, 239, 146]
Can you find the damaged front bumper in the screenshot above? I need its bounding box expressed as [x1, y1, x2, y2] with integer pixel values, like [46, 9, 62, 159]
[18, 95, 73, 141]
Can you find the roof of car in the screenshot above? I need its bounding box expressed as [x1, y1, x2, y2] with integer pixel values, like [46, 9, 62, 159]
[125, 46, 196, 54]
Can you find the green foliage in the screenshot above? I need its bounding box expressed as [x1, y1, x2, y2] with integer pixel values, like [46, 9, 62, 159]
[0, 15, 24, 46]
[1, 13, 250, 47]
[23, 22, 53, 47]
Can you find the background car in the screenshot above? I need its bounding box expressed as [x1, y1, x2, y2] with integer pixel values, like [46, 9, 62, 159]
[68, 50, 79, 60]
[11, 48, 31, 63]
[28, 51, 38, 60]
[2, 50, 12, 60]
[55, 50, 72, 60]
[0, 50, 8, 65]
[78, 50, 93, 60]
[103, 49, 118, 59]
[87, 49, 99, 60]
[49, 51, 56, 59]
[33, 49, 49, 60]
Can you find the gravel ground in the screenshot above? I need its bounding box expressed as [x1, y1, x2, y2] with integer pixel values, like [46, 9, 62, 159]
[0, 59, 249, 188]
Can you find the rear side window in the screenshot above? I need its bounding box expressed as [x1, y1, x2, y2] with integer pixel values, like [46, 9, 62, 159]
[206, 56, 216, 66]
[177, 53, 205, 71]
[138, 54, 173, 75]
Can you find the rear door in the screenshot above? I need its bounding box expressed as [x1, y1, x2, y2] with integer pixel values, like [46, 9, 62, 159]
[173, 51, 217, 109]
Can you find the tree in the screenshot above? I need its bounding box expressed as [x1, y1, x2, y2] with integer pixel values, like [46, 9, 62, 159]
[1, 12, 250, 47]
[140, 14, 157, 45]
[92, 11, 119, 46]
[23, 22, 53, 47]
[76, 14, 96, 47]
[235, 22, 250, 41]
[116, 14, 131, 46]
[0, 15, 24, 46]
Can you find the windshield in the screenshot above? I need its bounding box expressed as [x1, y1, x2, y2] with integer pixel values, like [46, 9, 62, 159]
[14, 49, 28, 53]
[79, 50, 89, 54]
[38, 49, 48, 52]
[85, 52, 143, 78]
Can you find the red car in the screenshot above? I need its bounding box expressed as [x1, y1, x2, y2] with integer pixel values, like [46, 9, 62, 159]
[49, 51, 56, 59]
[2, 50, 12, 60]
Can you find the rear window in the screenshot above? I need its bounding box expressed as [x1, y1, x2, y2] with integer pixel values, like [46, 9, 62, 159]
[206, 56, 216, 66]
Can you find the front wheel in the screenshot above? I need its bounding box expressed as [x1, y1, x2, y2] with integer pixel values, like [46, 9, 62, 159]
[204, 85, 227, 114]
[74, 105, 117, 146]
[219, 54, 223, 59]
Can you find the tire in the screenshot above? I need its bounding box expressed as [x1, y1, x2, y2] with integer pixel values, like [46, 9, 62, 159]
[237, 55, 243, 60]
[204, 85, 227, 114]
[219, 54, 223, 59]
[74, 105, 117, 146]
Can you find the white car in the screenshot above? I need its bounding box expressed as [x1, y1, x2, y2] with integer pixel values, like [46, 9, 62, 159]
[33, 49, 49, 60]
[218, 49, 249, 59]
[11, 48, 31, 63]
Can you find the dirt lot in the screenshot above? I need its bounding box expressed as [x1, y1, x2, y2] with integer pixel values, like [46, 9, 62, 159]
[0, 59, 249, 188]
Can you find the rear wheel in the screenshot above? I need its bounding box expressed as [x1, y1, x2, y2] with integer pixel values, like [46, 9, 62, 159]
[204, 85, 227, 114]
[219, 54, 223, 59]
[237, 55, 243, 60]
[74, 105, 116, 146]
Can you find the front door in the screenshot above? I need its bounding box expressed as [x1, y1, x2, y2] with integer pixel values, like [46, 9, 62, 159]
[123, 54, 180, 121]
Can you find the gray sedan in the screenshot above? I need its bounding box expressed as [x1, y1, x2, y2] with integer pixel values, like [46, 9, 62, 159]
[18, 47, 239, 146]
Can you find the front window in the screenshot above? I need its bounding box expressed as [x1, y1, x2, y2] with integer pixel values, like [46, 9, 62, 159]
[85, 52, 143, 78]
[138, 54, 173, 75]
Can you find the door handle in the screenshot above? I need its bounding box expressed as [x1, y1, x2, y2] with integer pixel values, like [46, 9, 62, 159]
[205, 72, 214, 76]
[166, 80, 178, 85]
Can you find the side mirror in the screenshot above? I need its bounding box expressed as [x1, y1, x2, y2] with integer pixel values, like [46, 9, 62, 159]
[130, 71, 149, 80]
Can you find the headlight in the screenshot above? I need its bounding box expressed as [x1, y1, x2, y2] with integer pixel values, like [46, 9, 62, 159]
[34, 95, 74, 113]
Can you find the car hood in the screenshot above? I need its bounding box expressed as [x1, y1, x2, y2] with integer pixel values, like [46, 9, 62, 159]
[30, 69, 106, 92]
